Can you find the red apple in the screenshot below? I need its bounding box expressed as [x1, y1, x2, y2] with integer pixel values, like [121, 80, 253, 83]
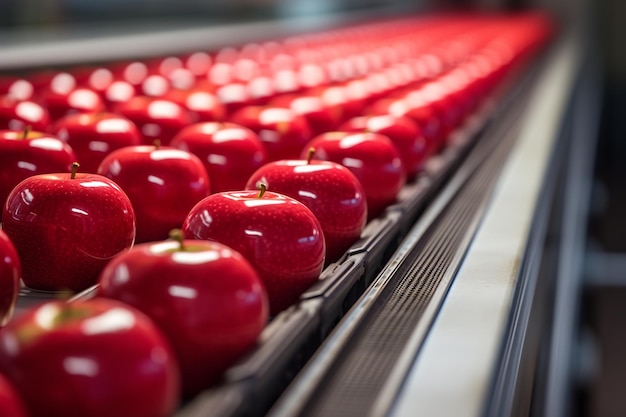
[229, 106, 312, 161]
[0, 96, 50, 131]
[0, 298, 180, 417]
[72, 67, 114, 99]
[116, 96, 193, 145]
[110, 61, 148, 92]
[2, 163, 136, 292]
[182, 186, 325, 315]
[164, 89, 225, 122]
[52, 112, 142, 173]
[103, 80, 137, 111]
[272, 69, 301, 95]
[215, 82, 251, 115]
[0, 373, 27, 417]
[98, 144, 210, 243]
[38, 73, 105, 121]
[0, 78, 34, 101]
[98, 231, 268, 396]
[139, 74, 171, 97]
[0, 128, 76, 208]
[368, 97, 444, 155]
[303, 132, 405, 219]
[170, 121, 266, 193]
[27, 70, 57, 92]
[168, 68, 197, 91]
[269, 94, 339, 136]
[147, 56, 183, 78]
[246, 76, 276, 105]
[183, 52, 212, 78]
[0, 230, 20, 326]
[307, 85, 347, 125]
[245, 149, 366, 263]
[339, 114, 428, 180]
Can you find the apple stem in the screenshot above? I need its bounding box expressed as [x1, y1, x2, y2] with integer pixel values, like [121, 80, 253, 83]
[53, 301, 91, 327]
[306, 147, 315, 164]
[169, 229, 186, 251]
[70, 162, 80, 179]
[256, 182, 267, 199]
[153, 139, 161, 150]
[21, 125, 32, 140]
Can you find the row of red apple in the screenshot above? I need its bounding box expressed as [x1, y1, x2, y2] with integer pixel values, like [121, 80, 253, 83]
[0, 12, 552, 417]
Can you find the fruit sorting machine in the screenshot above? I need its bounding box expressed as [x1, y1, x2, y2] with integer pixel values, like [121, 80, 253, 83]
[0, 4, 603, 417]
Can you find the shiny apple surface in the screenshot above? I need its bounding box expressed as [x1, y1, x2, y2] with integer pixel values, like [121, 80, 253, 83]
[0, 96, 50, 132]
[116, 96, 193, 145]
[0, 129, 76, 208]
[0, 230, 20, 326]
[0, 373, 26, 417]
[2, 172, 136, 291]
[98, 145, 210, 243]
[52, 112, 142, 173]
[182, 190, 325, 315]
[229, 106, 312, 162]
[303, 132, 406, 220]
[0, 299, 180, 417]
[340, 114, 428, 180]
[98, 238, 268, 396]
[171, 122, 266, 193]
[246, 159, 366, 263]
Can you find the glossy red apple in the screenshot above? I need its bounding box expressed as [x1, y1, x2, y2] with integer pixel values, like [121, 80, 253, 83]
[0, 373, 27, 417]
[246, 149, 366, 263]
[215, 82, 251, 115]
[38, 73, 105, 121]
[165, 89, 225, 122]
[339, 114, 428, 180]
[52, 112, 142, 173]
[0, 230, 20, 326]
[98, 144, 210, 243]
[183, 52, 212, 78]
[182, 185, 325, 315]
[98, 231, 268, 396]
[246, 76, 276, 105]
[73, 67, 114, 99]
[0, 78, 34, 101]
[0, 128, 76, 208]
[103, 80, 137, 111]
[0, 96, 50, 131]
[110, 61, 149, 92]
[139, 74, 171, 97]
[229, 106, 312, 161]
[0, 298, 180, 417]
[2, 163, 136, 292]
[269, 94, 339, 136]
[116, 96, 193, 145]
[303, 132, 405, 219]
[170, 121, 266, 193]
[368, 97, 444, 155]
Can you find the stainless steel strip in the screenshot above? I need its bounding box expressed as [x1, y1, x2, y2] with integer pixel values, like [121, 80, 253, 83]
[388, 35, 581, 417]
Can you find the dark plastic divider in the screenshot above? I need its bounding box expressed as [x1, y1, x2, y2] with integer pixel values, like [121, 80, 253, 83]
[301, 253, 367, 338]
[346, 210, 404, 286]
[177, 298, 324, 417]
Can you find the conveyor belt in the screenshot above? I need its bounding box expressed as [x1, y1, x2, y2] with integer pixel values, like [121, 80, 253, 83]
[267, 50, 539, 417]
